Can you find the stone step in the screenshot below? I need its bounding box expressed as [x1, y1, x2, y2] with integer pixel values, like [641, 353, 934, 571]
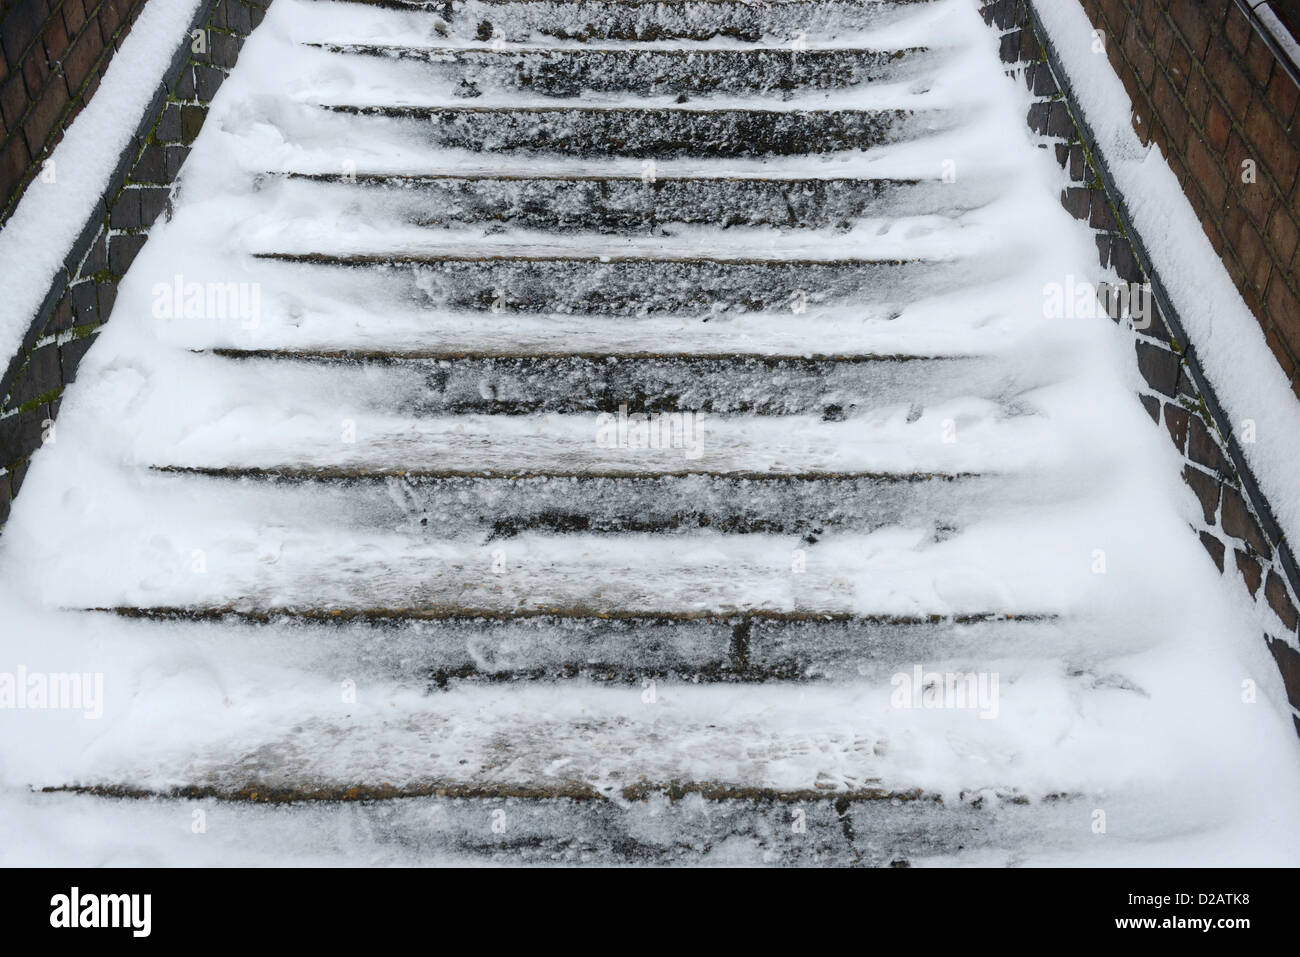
[138, 405, 1038, 475]
[206, 350, 1019, 416]
[311, 44, 932, 97]
[97, 606, 1062, 685]
[56, 514, 1066, 615]
[32, 661, 1156, 864]
[323, 0, 938, 44]
[24, 788, 1098, 866]
[269, 172, 996, 231]
[29, 678, 1076, 805]
[320, 104, 943, 158]
[152, 285, 1020, 359]
[253, 251, 959, 314]
[156, 467, 1004, 538]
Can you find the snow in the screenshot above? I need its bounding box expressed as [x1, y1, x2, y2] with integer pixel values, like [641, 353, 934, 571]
[1257, 5, 1300, 73]
[0, 0, 1297, 864]
[0, 0, 202, 373]
[1032, 0, 1300, 599]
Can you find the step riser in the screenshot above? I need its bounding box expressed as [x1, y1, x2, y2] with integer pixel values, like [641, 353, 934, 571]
[353, 0, 936, 43]
[319, 46, 931, 96]
[361, 796, 1072, 867]
[156, 471, 999, 537]
[107, 612, 1061, 684]
[213, 354, 1005, 416]
[37, 791, 1078, 866]
[277, 174, 991, 231]
[326, 105, 934, 157]
[95, 568, 1040, 618]
[261, 256, 948, 314]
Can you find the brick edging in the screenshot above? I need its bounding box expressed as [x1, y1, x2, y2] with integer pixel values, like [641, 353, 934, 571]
[981, 0, 1300, 734]
[0, 0, 271, 526]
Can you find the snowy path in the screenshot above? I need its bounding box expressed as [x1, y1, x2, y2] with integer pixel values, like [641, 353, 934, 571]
[0, 0, 1298, 865]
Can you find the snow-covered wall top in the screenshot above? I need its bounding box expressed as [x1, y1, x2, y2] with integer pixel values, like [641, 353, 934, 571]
[1, 0, 154, 226]
[1058, 0, 1300, 401]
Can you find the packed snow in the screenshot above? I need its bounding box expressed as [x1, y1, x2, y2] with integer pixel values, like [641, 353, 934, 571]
[0, 0, 1296, 864]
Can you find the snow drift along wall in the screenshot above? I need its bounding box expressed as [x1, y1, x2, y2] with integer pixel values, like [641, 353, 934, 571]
[984, 0, 1300, 735]
[0, 0, 266, 525]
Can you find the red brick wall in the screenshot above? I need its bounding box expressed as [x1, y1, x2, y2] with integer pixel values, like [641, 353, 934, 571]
[0, 0, 151, 226]
[1077, 0, 1300, 396]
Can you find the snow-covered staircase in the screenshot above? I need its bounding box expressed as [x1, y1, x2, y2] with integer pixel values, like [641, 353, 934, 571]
[1, 0, 1297, 865]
